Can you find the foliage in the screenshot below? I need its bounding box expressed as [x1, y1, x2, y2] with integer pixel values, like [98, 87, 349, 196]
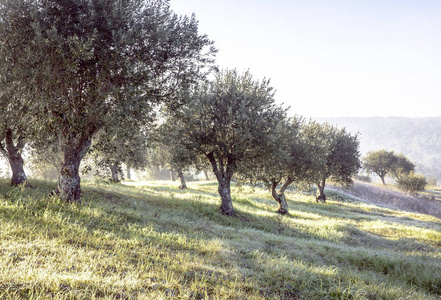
[150, 118, 213, 189]
[151, 120, 201, 172]
[363, 149, 398, 185]
[0, 67, 30, 185]
[398, 173, 428, 194]
[302, 121, 361, 202]
[390, 153, 415, 180]
[0, 0, 216, 201]
[363, 150, 416, 185]
[1, 180, 440, 299]
[244, 116, 310, 214]
[90, 120, 151, 182]
[27, 131, 63, 181]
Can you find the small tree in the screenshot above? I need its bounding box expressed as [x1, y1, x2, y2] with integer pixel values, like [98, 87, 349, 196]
[247, 117, 307, 214]
[363, 149, 397, 185]
[150, 120, 203, 190]
[390, 153, 415, 180]
[180, 69, 286, 216]
[303, 121, 361, 203]
[90, 113, 152, 183]
[397, 173, 427, 194]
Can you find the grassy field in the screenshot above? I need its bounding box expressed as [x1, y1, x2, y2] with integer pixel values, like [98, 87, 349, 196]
[0, 179, 440, 299]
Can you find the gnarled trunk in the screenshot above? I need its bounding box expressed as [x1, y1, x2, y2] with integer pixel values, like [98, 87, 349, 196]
[58, 138, 91, 203]
[1, 128, 28, 186]
[9, 153, 27, 187]
[271, 180, 290, 214]
[109, 163, 120, 182]
[218, 177, 234, 215]
[316, 178, 327, 203]
[177, 169, 187, 189]
[206, 152, 235, 216]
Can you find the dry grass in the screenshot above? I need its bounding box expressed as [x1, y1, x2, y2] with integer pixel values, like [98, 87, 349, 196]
[328, 180, 441, 219]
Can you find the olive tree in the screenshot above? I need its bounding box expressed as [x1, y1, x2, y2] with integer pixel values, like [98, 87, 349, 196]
[0, 19, 30, 186]
[91, 126, 150, 183]
[390, 153, 415, 181]
[363, 149, 398, 185]
[90, 107, 153, 183]
[303, 121, 361, 203]
[246, 117, 307, 214]
[179, 69, 286, 216]
[0, 0, 215, 202]
[363, 150, 416, 185]
[149, 119, 204, 190]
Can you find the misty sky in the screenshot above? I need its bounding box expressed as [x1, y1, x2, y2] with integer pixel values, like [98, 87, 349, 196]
[171, 0, 441, 118]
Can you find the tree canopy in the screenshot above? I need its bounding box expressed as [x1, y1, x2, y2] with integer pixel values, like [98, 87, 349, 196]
[390, 153, 415, 180]
[363, 150, 415, 185]
[178, 69, 287, 215]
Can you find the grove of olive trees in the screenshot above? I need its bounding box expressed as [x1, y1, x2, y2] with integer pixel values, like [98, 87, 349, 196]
[0, 0, 363, 216]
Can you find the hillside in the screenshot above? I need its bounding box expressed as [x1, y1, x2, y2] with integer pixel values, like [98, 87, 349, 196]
[316, 117, 441, 180]
[1, 180, 441, 299]
[328, 181, 441, 219]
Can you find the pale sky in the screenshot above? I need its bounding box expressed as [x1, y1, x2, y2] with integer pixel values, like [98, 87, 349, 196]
[170, 0, 441, 118]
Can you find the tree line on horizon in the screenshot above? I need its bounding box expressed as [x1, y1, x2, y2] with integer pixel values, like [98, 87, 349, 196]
[0, 0, 425, 216]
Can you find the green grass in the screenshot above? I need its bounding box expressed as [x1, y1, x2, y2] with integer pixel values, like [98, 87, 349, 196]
[1, 179, 440, 299]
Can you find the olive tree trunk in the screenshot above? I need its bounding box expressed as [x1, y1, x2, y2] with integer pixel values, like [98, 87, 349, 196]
[379, 174, 386, 185]
[1, 128, 28, 186]
[316, 178, 327, 203]
[177, 168, 187, 189]
[206, 152, 235, 216]
[217, 176, 234, 215]
[270, 180, 292, 214]
[203, 170, 210, 181]
[58, 138, 91, 203]
[109, 163, 120, 182]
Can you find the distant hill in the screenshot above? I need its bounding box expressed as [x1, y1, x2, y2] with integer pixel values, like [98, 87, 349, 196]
[315, 117, 441, 181]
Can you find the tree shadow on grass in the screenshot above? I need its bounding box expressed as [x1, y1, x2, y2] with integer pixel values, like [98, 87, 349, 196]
[3, 181, 441, 299]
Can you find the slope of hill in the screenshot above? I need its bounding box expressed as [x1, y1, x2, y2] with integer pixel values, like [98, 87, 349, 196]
[328, 181, 441, 218]
[1, 180, 440, 299]
[316, 117, 441, 180]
